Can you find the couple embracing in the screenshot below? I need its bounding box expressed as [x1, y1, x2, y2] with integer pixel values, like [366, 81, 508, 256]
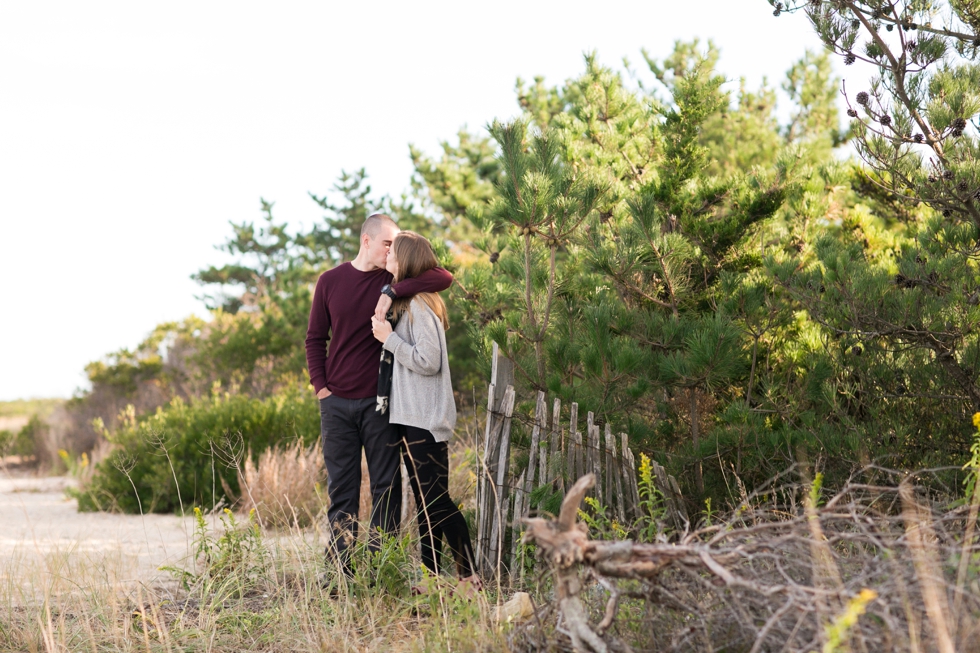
[304, 213, 479, 591]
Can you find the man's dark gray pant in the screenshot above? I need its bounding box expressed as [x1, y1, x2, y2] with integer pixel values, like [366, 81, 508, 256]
[318, 394, 402, 571]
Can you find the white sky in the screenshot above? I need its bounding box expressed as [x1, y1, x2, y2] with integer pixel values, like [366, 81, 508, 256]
[0, 1, 832, 401]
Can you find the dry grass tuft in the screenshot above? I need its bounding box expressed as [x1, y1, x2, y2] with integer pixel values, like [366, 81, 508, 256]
[238, 440, 327, 528]
[0, 413, 509, 653]
[0, 526, 508, 653]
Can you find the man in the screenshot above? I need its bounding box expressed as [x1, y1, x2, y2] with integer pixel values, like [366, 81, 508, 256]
[305, 213, 452, 573]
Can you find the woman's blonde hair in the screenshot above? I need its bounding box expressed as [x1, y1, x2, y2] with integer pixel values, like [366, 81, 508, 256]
[391, 231, 449, 330]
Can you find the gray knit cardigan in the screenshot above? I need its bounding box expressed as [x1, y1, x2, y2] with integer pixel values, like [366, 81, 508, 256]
[381, 298, 457, 442]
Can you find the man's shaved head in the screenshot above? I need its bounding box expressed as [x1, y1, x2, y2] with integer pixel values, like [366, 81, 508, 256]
[361, 213, 398, 239]
[357, 213, 400, 271]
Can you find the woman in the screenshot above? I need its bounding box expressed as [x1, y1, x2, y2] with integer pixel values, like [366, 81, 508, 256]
[370, 231, 480, 590]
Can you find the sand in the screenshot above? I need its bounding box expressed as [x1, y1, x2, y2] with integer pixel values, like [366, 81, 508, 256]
[0, 416, 30, 433]
[0, 472, 197, 585]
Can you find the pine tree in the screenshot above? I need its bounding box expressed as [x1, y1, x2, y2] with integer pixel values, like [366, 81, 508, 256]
[423, 45, 841, 496]
[409, 129, 501, 231]
[771, 0, 980, 465]
[465, 118, 606, 390]
[782, 49, 847, 145]
[192, 200, 297, 314]
[303, 168, 378, 266]
[584, 47, 794, 493]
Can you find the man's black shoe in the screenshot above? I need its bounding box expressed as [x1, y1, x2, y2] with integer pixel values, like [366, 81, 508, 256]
[318, 573, 343, 599]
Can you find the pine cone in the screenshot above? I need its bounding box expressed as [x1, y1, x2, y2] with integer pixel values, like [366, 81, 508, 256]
[907, 41, 917, 51]
[847, 108, 858, 118]
[953, 129, 964, 137]
[856, 92, 870, 105]
[959, 181, 969, 191]
[880, 114, 892, 126]
[851, 19, 860, 28]
[844, 53, 856, 65]
[974, 39, 980, 47]
[913, 133, 924, 143]
[886, 24, 895, 31]
[489, 252, 500, 264]
[974, 190, 980, 200]
[953, 117, 967, 131]
[944, 170, 955, 180]
[943, 209, 952, 217]
[928, 175, 937, 183]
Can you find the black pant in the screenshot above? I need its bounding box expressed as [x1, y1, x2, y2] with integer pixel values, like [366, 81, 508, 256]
[319, 395, 402, 570]
[399, 425, 475, 578]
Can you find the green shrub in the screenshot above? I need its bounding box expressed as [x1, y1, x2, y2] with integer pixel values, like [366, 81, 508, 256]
[76, 387, 320, 514]
[0, 415, 47, 459]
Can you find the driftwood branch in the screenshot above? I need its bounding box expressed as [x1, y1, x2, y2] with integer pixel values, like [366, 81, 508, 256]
[524, 474, 605, 653]
[518, 470, 980, 653]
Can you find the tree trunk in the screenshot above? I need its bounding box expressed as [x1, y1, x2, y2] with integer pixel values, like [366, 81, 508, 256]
[689, 387, 703, 496]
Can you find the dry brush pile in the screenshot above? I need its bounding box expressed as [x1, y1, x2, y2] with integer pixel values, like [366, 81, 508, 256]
[514, 469, 980, 653]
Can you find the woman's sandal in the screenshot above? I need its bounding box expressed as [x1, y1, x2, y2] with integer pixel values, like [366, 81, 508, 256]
[454, 575, 483, 598]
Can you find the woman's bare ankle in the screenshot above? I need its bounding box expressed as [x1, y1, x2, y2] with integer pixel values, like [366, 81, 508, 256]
[458, 574, 483, 591]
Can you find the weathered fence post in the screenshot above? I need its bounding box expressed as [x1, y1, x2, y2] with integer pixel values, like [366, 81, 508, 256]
[522, 391, 546, 510]
[511, 392, 548, 573]
[510, 468, 526, 576]
[400, 458, 413, 530]
[620, 432, 638, 521]
[474, 346, 687, 582]
[476, 343, 514, 576]
[488, 387, 515, 577]
[651, 458, 689, 532]
[605, 424, 626, 524]
[536, 393, 548, 509]
[567, 402, 581, 483]
[586, 413, 603, 507]
[550, 398, 563, 495]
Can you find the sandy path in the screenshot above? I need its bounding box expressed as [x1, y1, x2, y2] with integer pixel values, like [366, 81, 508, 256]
[0, 473, 197, 584]
[0, 416, 29, 432]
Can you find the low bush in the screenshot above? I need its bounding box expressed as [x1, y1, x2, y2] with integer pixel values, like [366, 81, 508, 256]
[0, 421, 35, 458]
[0, 415, 64, 470]
[76, 387, 320, 514]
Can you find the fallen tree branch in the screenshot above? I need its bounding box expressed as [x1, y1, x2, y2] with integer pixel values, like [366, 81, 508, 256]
[518, 469, 980, 653]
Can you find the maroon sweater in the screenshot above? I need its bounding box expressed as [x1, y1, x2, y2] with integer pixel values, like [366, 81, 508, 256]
[305, 263, 453, 398]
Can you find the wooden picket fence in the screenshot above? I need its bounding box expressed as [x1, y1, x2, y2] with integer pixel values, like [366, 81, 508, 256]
[474, 344, 688, 578]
